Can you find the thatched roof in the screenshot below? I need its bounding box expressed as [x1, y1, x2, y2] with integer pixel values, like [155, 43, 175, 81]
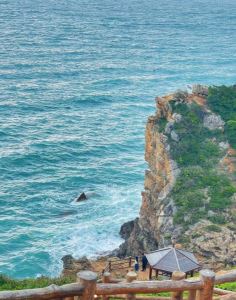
[145, 247, 200, 273]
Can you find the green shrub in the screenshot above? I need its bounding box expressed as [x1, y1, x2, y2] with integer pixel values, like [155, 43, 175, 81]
[208, 214, 227, 224]
[208, 85, 236, 121]
[205, 224, 222, 232]
[225, 120, 236, 148]
[157, 117, 168, 132]
[208, 85, 236, 149]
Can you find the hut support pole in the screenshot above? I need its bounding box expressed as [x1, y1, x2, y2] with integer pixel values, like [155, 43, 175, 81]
[149, 267, 152, 280]
[171, 271, 186, 300]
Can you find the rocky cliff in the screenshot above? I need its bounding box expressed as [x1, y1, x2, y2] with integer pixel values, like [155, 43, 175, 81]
[118, 85, 236, 270]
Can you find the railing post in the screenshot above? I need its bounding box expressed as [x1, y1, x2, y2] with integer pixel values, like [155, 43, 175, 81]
[129, 257, 132, 268]
[198, 269, 215, 300]
[102, 272, 111, 300]
[108, 259, 112, 272]
[126, 271, 137, 300]
[188, 290, 196, 300]
[77, 270, 97, 300]
[171, 271, 186, 300]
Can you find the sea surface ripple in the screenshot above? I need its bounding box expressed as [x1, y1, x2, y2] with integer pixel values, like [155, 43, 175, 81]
[0, 0, 236, 278]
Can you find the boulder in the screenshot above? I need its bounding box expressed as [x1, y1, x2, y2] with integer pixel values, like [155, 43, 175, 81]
[61, 255, 92, 276]
[192, 84, 208, 96]
[76, 192, 87, 202]
[120, 219, 136, 240]
[203, 113, 225, 130]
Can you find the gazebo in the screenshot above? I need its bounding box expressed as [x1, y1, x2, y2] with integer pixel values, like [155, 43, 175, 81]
[145, 246, 200, 279]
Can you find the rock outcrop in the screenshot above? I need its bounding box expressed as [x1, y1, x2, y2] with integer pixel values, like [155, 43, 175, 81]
[118, 85, 236, 269]
[61, 255, 92, 277]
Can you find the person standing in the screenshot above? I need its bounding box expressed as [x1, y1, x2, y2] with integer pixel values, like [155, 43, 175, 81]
[134, 256, 139, 272]
[141, 253, 148, 271]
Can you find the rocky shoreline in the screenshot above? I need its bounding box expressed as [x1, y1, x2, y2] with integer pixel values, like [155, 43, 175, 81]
[62, 85, 236, 276]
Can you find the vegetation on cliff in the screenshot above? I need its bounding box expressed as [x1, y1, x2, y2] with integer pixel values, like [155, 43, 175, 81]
[156, 85, 236, 230]
[119, 84, 236, 268]
[208, 85, 236, 148]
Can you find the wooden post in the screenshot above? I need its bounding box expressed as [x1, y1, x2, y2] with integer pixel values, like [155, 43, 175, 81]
[77, 270, 97, 300]
[198, 269, 215, 300]
[102, 272, 111, 300]
[195, 290, 201, 300]
[126, 271, 137, 300]
[149, 267, 152, 280]
[129, 257, 132, 268]
[188, 290, 196, 300]
[171, 271, 186, 300]
[108, 260, 112, 272]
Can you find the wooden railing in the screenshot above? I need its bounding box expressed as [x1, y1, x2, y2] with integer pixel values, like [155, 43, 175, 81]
[104, 257, 133, 272]
[0, 269, 235, 300]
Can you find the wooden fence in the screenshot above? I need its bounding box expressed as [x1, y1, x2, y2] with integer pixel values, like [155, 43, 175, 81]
[104, 257, 133, 272]
[0, 269, 235, 300]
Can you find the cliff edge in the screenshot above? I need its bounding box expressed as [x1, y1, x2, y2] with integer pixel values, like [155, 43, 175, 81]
[118, 84, 236, 270]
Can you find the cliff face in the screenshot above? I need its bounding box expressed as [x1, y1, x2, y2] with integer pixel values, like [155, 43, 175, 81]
[118, 85, 236, 269]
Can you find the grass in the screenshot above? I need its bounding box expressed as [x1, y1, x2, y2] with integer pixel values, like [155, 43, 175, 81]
[216, 282, 236, 292]
[0, 274, 74, 291]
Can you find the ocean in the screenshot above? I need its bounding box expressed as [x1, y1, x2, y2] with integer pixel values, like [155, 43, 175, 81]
[0, 0, 236, 278]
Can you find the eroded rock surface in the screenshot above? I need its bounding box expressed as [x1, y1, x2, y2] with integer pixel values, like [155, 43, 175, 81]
[118, 86, 236, 269]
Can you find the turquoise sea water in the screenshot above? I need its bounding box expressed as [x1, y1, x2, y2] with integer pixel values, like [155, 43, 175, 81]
[0, 0, 236, 278]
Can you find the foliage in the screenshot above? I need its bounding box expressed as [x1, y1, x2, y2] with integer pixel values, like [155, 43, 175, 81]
[0, 274, 74, 291]
[208, 85, 236, 148]
[208, 214, 227, 224]
[170, 103, 221, 167]
[157, 117, 168, 132]
[226, 120, 236, 148]
[205, 224, 222, 232]
[216, 281, 236, 292]
[166, 88, 236, 227]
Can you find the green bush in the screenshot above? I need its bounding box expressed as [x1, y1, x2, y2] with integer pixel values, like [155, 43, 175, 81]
[208, 85, 236, 121]
[205, 224, 222, 232]
[226, 120, 236, 148]
[157, 117, 168, 132]
[208, 214, 227, 224]
[208, 85, 236, 148]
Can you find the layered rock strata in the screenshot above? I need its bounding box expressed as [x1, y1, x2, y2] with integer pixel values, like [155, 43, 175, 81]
[118, 85, 236, 269]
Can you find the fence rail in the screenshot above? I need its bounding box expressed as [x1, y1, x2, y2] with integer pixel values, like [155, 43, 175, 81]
[0, 269, 235, 300]
[104, 257, 133, 272]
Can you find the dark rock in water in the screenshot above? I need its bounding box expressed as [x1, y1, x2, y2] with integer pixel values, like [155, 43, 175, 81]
[76, 192, 87, 202]
[61, 255, 92, 276]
